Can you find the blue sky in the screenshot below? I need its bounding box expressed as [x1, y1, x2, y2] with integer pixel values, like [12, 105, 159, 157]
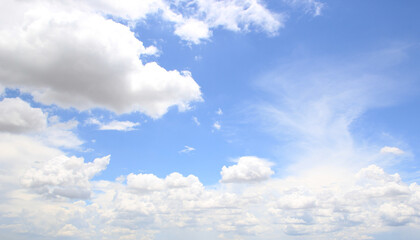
[0, 0, 420, 239]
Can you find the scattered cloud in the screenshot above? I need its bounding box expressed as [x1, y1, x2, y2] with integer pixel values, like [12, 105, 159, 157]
[192, 116, 200, 126]
[179, 145, 196, 153]
[380, 146, 405, 155]
[216, 108, 223, 115]
[213, 121, 221, 130]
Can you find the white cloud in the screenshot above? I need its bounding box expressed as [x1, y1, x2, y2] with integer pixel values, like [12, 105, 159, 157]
[216, 108, 223, 115]
[213, 121, 221, 130]
[84, 0, 286, 44]
[0, 133, 63, 192]
[285, 0, 325, 16]
[127, 172, 202, 193]
[40, 117, 84, 149]
[0, 148, 419, 240]
[81, 0, 165, 20]
[380, 146, 405, 155]
[179, 145, 195, 153]
[192, 116, 200, 126]
[0, 2, 202, 119]
[0, 0, 318, 119]
[127, 173, 166, 192]
[57, 224, 78, 237]
[190, 0, 284, 34]
[0, 98, 82, 149]
[220, 156, 274, 183]
[87, 118, 140, 131]
[99, 120, 140, 131]
[174, 18, 212, 44]
[0, 98, 46, 133]
[255, 47, 410, 174]
[21, 155, 110, 199]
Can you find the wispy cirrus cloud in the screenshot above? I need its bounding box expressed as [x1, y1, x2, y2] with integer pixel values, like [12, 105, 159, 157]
[255, 46, 412, 174]
[179, 145, 196, 153]
[380, 146, 405, 155]
[86, 118, 140, 131]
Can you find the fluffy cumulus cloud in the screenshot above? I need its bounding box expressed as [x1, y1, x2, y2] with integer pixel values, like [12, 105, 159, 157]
[2, 157, 420, 240]
[21, 155, 110, 199]
[0, 2, 202, 118]
[0, 0, 318, 118]
[220, 156, 274, 183]
[0, 98, 47, 133]
[173, 18, 212, 44]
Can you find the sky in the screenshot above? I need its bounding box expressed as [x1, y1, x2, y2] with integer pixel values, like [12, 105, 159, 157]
[0, 0, 420, 239]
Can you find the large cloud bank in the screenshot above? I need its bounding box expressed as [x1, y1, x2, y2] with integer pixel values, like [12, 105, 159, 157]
[1, 140, 419, 239]
[0, 0, 316, 118]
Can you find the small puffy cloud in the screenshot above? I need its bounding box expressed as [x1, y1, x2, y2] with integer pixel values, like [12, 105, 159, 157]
[179, 145, 195, 153]
[21, 155, 110, 199]
[192, 116, 200, 126]
[216, 108, 223, 115]
[174, 19, 212, 44]
[0, 98, 46, 133]
[220, 156, 274, 183]
[213, 121, 221, 130]
[380, 146, 404, 155]
[86, 118, 140, 131]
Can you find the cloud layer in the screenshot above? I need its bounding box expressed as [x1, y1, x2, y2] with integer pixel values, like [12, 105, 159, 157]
[1, 146, 419, 240]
